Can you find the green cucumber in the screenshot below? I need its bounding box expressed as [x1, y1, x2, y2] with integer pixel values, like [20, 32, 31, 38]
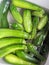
[31, 17, 39, 39]
[10, 4, 23, 24]
[12, 0, 44, 12]
[0, 37, 26, 48]
[0, 44, 26, 58]
[4, 54, 37, 65]
[23, 9, 32, 33]
[32, 10, 45, 17]
[0, 29, 31, 39]
[27, 43, 45, 61]
[0, 0, 10, 27]
[16, 50, 39, 63]
[1, 12, 9, 28]
[38, 15, 48, 30]
[11, 22, 24, 30]
[33, 31, 47, 46]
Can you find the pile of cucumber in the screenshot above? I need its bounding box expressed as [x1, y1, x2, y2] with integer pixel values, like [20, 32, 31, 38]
[0, 0, 49, 65]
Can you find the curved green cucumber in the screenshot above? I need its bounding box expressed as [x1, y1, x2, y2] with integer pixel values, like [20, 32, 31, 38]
[0, 44, 26, 58]
[32, 17, 39, 39]
[12, 0, 44, 12]
[23, 9, 32, 33]
[38, 15, 48, 30]
[11, 22, 24, 30]
[0, 37, 26, 48]
[0, 29, 31, 39]
[16, 50, 39, 63]
[27, 43, 45, 61]
[10, 4, 22, 24]
[5, 54, 37, 65]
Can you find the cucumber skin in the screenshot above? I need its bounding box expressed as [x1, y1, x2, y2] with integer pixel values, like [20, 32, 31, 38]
[5, 54, 37, 65]
[0, 44, 26, 58]
[10, 4, 23, 24]
[0, 29, 31, 39]
[33, 31, 47, 46]
[12, 0, 44, 11]
[0, 37, 26, 48]
[32, 10, 45, 17]
[32, 17, 39, 39]
[0, 0, 9, 28]
[23, 9, 32, 33]
[38, 15, 48, 30]
[1, 12, 9, 28]
[16, 50, 39, 63]
[27, 43, 45, 61]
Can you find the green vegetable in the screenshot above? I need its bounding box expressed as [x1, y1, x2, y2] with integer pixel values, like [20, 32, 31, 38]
[33, 31, 47, 46]
[0, 44, 26, 58]
[16, 50, 39, 63]
[0, 0, 10, 15]
[0, 12, 9, 28]
[27, 43, 45, 61]
[0, 37, 26, 48]
[32, 10, 45, 17]
[38, 15, 48, 30]
[31, 17, 39, 39]
[11, 22, 24, 30]
[0, 0, 10, 27]
[5, 54, 37, 65]
[23, 9, 32, 33]
[10, 4, 23, 24]
[0, 29, 31, 39]
[12, 0, 44, 12]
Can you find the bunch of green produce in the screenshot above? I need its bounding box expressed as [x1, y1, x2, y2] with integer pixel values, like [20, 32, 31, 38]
[0, 0, 49, 65]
